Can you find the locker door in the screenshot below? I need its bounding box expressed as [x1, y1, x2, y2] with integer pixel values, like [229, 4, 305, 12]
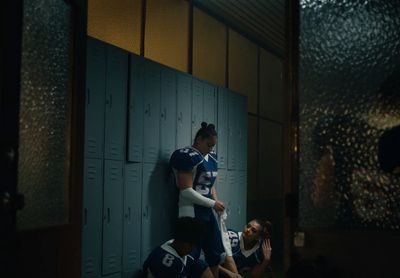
[217, 87, 228, 169]
[127, 54, 145, 162]
[237, 95, 248, 170]
[123, 163, 142, 277]
[160, 67, 176, 163]
[236, 170, 247, 231]
[203, 83, 216, 125]
[176, 73, 192, 149]
[103, 160, 124, 275]
[82, 158, 103, 278]
[191, 79, 203, 142]
[215, 168, 227, 207]
[226, 170, 238, 229]
[228, 92, 239, 170]
[143, 61, 160, 163]
[104, 46, 128, 160]
[142, 163, 177, 264]
[141, 163, 163, 264]
[85, 37, 106, 159]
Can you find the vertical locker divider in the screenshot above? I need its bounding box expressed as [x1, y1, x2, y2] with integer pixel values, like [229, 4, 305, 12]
[104, 45, 128, 160]
[128, 54, 145, 162]
[176, 73, 192, 149]
[143, 61, 161, 163]
[191, 79, 204, 142]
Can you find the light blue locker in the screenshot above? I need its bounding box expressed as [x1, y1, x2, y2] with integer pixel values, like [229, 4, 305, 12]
[104, 45, 128, 160]
[141, 163, 177, 265]
[102, 160, 124, 275]
[123, 163, 142, 277]
[237, 95, 248, 170]
[191, 79, 204, 142]
[176, 73, 192, 149]
[127, 54, 145, 162]
[82, 158, 103, 278]
[225, 170, 238, 229]
[203, 83, 216, 126]
[143, 61, 161, 163]
[160, 67, 177, 163]
[227, 92, 239, 170]
[217, 87, 228, 169]
[236, 170, 247, 231]
[215, 168, 228, 210]
[103, 273, 121, 278]
[85, 37, 106, 159]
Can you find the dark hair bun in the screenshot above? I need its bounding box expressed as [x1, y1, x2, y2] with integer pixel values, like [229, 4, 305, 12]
[201, 122, 208, 129]
[207, 124, 215, 130]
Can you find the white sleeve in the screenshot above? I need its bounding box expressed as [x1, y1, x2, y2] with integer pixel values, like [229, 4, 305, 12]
[180, 188, 216, 208]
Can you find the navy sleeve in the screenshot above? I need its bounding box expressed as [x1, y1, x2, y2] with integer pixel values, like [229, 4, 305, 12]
[170, 149, 201, 171]
[143, 250, 182, 277]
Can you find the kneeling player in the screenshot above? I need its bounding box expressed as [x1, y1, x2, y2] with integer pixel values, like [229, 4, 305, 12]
[143, 217, 214, 278]
[220, 219, 272, 278]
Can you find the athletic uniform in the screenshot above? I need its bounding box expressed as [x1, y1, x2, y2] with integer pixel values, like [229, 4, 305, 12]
[143, 240, 208, 278]
[170, 147, 225, 266]
[227, 229, 264, 270]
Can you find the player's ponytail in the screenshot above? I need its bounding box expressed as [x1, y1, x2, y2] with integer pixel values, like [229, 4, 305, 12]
[194, 122, 217, 143]
[254, 219, 272, 240]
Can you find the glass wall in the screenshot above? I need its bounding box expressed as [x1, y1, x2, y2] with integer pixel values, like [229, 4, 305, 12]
[299, 0, 400, 229]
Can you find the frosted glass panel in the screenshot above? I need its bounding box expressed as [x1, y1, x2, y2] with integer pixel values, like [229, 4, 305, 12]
[299, 0, 400, 229]
[17, 0, 72, 229]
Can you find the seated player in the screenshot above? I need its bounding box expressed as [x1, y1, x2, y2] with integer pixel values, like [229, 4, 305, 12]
[142, 217, 213, 278]
[219, 219, 272, 278]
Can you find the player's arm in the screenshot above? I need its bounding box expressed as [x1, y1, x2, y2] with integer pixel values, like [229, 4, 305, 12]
[219, 263, 242, 278]
[211, 186, 218, 200]
[177, 171, 224, 210]
[249, 239, 272, 278]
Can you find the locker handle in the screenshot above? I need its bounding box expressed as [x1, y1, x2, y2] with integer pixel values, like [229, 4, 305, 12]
[109, 94, 113, 108]
[84, 208, 87, 225]
[145, 104, 151, 116]
[86, 89, 90, 105]
[128, 207, 131, 221]
[107, 208, 110, 223]
[143, 205, 149, 219]
[161, 108, 166, 120]
[178, 112, 182, 122]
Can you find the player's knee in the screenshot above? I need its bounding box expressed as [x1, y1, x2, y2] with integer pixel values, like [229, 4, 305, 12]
[205, 251, 226, 267]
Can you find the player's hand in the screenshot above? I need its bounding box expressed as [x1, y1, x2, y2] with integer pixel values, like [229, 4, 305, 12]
[230, 274, 243, 278]
[213, 200, 225, 212]
[262, 238, 272, 262]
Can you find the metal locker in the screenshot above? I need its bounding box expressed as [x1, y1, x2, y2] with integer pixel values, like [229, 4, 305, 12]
[237, 94, 248, 170]
[104, 45, 128, 160]
[191, 79, 204, 142]
[123, 163, 142, 277]
[228, 92, 239, 170]
[217, 87, 228, 169]
[176, 73, 192, 149]
[236, 170, 247, 231]
[85, 37, 106, 159]
[127, 54, 145, 162]
[160, 67, 177, 163]
[226, 170, 238, 229]
[82, 158, 103, 278]
[143, 61, 161, 163]
[203, 83, 216, 126]
[102, 160, 124, 275]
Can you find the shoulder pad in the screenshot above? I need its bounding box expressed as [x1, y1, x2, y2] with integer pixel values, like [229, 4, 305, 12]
[170, 148, 202, 171]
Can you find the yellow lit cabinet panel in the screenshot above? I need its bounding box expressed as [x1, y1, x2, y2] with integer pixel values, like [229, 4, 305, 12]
[88, 0, 141, 54]
[193, 8, 226, 87]
[228, 29, 258, 114]
[145, 0, 189, 72]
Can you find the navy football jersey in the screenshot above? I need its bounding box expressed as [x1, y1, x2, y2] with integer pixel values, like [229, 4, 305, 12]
[170, 147, 218, 219]
[227, 229, 264, 270]
[143, 240, 208, 278]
